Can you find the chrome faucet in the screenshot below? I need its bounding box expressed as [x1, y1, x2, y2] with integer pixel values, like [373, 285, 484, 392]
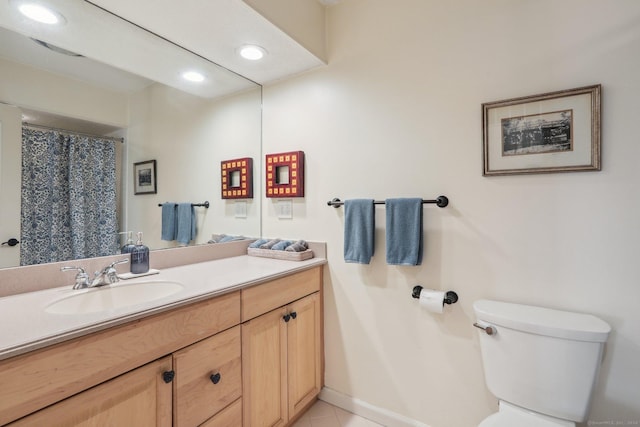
[61, 259, 129, 289]
[90, 259, 129, 287]
[60, 266, 91, 289]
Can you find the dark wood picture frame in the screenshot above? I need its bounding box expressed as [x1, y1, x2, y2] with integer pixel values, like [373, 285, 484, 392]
[134, 160, 157, 195]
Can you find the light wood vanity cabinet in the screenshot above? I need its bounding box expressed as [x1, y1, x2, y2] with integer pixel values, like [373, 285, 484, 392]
[8, 357, 173, 427]
[0, 265, 323, 427]
[241, 268, 323, 427]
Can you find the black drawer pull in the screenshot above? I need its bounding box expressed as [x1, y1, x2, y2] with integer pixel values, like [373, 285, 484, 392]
[283, 314, 291, 322]
[210, 373, 221, 384]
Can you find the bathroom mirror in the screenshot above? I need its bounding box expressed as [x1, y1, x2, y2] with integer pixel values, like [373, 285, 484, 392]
[0, 0, 262, 269]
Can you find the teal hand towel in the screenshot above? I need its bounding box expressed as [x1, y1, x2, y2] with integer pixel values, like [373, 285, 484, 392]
[344, 199, 375, 264]
[161, 203, 176, 241]
[176, 203, 196, 245]
[385, 198, 423, 265]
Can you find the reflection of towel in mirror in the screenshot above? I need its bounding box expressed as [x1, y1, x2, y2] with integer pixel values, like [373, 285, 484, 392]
[161, 203, 176, 241]
[385, 198, 423, 265]
[176, 203, 196, 245]
[344, 199, 375, 264]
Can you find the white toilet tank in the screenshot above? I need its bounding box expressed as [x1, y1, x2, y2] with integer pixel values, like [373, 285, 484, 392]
[473, 299, 610, 422]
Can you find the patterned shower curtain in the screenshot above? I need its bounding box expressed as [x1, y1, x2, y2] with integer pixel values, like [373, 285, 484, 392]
[20, 128, 119, 266]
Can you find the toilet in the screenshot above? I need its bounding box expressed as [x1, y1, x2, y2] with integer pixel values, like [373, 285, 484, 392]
[473, 299, 611, 426]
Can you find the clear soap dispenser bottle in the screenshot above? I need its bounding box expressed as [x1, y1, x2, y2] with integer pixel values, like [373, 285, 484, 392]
[130, 232, 150, 274]
[120, 231, 136, 254]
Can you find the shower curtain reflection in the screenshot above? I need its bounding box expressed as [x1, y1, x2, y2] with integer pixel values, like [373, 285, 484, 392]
[20, 127, 119, 265]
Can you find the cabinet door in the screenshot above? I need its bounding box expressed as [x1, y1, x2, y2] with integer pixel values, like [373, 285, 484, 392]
[173, 326, 242, 426]
[287, 292, 322, 418]
[242, 307, 288, 427]
[8, 357, 172, 427]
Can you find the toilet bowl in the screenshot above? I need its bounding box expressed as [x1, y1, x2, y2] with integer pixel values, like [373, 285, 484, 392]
[473, 299, 610, 426]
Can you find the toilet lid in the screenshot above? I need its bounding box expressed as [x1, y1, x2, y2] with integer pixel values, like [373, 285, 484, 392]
[479, 405, 574, 427]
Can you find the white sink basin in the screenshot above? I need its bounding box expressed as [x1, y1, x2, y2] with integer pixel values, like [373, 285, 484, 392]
[45, 280, 184, 315]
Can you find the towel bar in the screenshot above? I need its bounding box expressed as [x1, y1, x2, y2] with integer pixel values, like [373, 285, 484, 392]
[158, 201, 209, 208]
[327, 196, 448, 208]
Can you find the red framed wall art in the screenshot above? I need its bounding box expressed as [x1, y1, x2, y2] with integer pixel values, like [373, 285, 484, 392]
[265, 151, 304, 198]
[221, 157, 253, 199]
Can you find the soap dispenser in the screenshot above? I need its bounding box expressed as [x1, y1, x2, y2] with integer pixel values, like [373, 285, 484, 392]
[120, 231, 136, 254]
[130, 232, 150, 274]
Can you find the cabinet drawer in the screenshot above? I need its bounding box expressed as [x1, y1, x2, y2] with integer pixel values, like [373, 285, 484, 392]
[200, 398, 242, 427]
[174, 326, 242, 426]
[7, 357, 173, 427]
[241, 267, 321, 322]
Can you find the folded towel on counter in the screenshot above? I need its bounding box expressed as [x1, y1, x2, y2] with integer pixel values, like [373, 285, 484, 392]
[249, 238, 269, 248]
[176, 203, 196, 245]
[344, 199, 375, 264]
[385, 198, 423, 265]
[259, 239, 281, 249]
[271, 240, 293, 251]
[285, 240, 308, 252]
[219, 235, 245, 242]
[161, 203, 176, 241]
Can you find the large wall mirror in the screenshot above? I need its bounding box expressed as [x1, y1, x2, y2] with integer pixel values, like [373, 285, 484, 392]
[0, 0, 262, 269]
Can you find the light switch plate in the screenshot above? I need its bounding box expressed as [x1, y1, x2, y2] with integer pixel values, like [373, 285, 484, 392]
[235, 201, 247, 218]
[277, 199, 293, 219]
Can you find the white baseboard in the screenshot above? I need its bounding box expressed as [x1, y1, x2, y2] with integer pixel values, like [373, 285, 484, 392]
[319, 387, 431, 427]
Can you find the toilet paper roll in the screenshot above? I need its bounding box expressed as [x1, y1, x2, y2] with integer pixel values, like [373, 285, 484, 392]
[419, 289, 446, 314]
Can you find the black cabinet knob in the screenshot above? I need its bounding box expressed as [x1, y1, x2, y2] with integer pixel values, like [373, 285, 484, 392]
[290, 311, 297, 320]
[283, 314, 291, 322]
[162, 370, 175, 383]
[210, 373, 221, 384]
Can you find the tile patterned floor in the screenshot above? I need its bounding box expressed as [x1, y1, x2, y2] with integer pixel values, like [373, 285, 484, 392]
[292, 400, 383, 427]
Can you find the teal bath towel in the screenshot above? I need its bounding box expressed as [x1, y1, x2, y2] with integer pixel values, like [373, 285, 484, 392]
[385, 198, 423, 265]
[344, 199, 375, 264]
[161, 203, 176, 241]
[176, 203, 196, 245]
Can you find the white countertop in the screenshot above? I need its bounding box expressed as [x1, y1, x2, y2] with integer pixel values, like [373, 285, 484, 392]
[0, 255, 326, 361]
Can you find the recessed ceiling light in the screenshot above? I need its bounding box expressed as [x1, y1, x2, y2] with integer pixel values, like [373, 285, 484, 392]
[14, 1, 65, 25]
[182, 71, 205, 83]
[239, 45, 267, 61]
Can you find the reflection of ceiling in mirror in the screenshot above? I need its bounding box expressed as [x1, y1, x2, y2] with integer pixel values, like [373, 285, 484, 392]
[0, 27, 153, 93]
[0, 0, 258, 99]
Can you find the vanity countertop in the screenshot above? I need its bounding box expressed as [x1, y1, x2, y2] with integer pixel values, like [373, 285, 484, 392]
[0, 255, 326, 361]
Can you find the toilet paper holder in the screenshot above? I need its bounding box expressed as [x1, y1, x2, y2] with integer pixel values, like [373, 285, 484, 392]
[411, 285, 458, 305]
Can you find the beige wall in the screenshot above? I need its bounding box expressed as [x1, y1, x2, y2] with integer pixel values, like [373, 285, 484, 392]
[0, 104, 22, 268]
[261, 0, 640, 426]
[126, 84, 262, 249]
[0, 57, 128, 127]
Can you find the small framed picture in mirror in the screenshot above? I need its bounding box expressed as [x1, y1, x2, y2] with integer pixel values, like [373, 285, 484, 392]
[221, 157, 253, 199]
[134, 160, 157, 195]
